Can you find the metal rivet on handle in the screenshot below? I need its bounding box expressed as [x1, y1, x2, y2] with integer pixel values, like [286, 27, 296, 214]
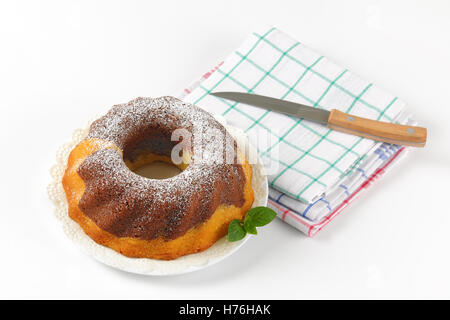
[347, 116, 354, 122]
[408, 128, 415, 134]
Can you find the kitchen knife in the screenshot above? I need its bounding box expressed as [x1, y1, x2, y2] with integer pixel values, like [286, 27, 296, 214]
[210, 92, 427, 147]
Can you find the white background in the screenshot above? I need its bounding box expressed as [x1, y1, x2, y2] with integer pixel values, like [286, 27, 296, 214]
[1, 0, 449, 299]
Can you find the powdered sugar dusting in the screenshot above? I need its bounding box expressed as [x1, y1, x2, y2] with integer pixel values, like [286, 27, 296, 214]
[88, 96, 235, 165]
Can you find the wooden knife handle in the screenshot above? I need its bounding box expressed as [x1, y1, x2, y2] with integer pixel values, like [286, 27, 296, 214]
[327, 109, 427, 147]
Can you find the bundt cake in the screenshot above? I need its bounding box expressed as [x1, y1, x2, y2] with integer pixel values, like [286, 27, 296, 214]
[62, 96, 254, 260]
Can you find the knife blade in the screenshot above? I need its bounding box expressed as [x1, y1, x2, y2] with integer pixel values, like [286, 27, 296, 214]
[210, 92, 427, 148]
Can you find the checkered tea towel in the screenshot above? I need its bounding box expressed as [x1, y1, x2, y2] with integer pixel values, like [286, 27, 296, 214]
[180, 27, 413, 235]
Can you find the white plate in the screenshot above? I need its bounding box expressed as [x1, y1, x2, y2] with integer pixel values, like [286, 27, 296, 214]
[48, 119, 268, 276]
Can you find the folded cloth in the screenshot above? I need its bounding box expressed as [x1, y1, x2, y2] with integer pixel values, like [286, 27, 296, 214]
[268, 141, 408, 236]
[180, 27, 413, 235]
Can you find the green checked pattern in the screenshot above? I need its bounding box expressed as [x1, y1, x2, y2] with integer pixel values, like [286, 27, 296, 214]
[183, 28, 404, 203]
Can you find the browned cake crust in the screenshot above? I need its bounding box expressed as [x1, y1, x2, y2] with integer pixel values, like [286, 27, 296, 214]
[62, 97, 254, 260]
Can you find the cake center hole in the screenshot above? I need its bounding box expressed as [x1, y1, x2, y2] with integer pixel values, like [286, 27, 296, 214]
[124, 142, 190, 179]
[132, 161, 182, 179]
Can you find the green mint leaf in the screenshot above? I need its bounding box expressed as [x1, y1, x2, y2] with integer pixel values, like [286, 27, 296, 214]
[244, 218, 258, 235]
[227, 219, 247, 242]
[245, 207, 277, 227]
[227, 207, 277, 242]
